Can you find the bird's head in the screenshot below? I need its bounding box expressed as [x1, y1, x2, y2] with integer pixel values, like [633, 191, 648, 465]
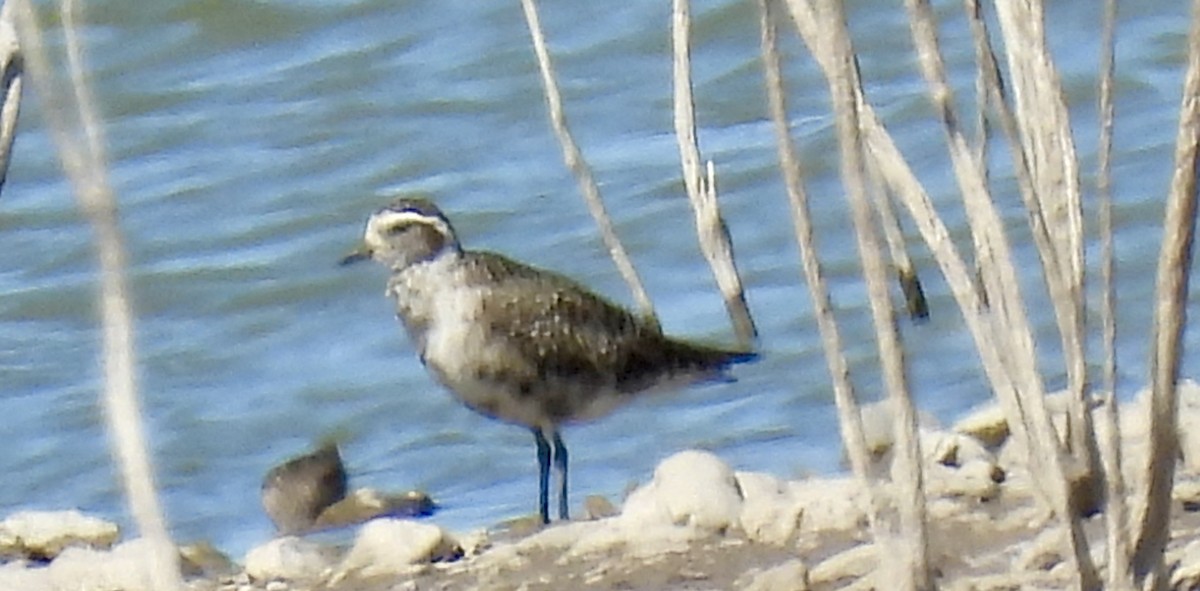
[341, 197, 462, 270]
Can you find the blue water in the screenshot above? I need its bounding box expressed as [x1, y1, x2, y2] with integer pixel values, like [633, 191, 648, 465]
[0, 0, 1192, 557]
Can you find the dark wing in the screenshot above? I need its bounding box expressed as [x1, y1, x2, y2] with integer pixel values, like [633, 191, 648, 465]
[463, 252, 752, 395]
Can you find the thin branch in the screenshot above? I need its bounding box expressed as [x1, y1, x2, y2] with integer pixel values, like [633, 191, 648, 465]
[783, 0, 1029, 476]
[518, 0, 658, 325]
[864, 157, 929, 321]
[11, 0, 181, 588]
[905, 0, 1096, 585]
[1095, 0, 1132, 587]
[670, 0, 757, 347]
[0, 2, 20, 197]
[756, 0, 885, 552]
[991, 0, 1103, 527]
[1131, 1, 1200, 585]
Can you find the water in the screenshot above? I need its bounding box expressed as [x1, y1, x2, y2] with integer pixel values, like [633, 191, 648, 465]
[0, 0, 1192, 556]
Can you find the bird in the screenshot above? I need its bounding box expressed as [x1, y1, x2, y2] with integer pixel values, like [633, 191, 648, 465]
[341, 197, 756, 524]
[261, 442, 348, 535]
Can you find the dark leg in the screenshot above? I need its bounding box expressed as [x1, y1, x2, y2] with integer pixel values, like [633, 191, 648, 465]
[533, 428, 551, 525]
[552, 430, 569, 521]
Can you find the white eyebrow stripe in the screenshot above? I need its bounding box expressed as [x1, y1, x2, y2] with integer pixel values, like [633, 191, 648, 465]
[369, 209, 452, 238]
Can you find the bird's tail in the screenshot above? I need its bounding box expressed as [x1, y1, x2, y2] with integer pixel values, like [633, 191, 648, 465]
[666, 340, 759, 383]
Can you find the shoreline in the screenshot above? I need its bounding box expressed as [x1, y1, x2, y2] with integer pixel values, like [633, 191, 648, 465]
[7, 383, 1200, 590]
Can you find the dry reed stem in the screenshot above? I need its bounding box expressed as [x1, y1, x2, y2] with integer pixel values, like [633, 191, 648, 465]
[991, 0, 1102, 529]
[1095, 0, 1132, 587]
[670, 0, 757, 347]
[518, 0, 658, 325]
[779, 15, 1076, 573]
[1131, 1, 1200, 586]
[0, 3, 20, 197]
[782, 0, 1030, 474]
[905, 1, 1097, 585]
[792, 0, 1041, 521]
[12, 0, 181, 588]
[755, 0, 886, 552]
[813, 0, 930, 586]
[962, 0, 990, 304]
[864, 155, 929, 321]
[955, 1, 1079, 521]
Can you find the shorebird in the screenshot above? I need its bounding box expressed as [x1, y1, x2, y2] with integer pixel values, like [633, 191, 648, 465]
[342, 197, 755, 524]
[261, 443, 347, 535]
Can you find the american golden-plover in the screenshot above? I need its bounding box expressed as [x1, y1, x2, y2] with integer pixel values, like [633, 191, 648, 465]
[342, 198, 755, 524]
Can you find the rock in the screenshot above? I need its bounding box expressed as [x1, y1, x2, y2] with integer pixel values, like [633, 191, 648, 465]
[179, 540, 237, 579]
[787, 477, 867, 534]
[262, 443, 348, 535]
[1015, 528, 1065, 572]
[1176, 381, 1200, 472]
[583, 495, 618, 520]
[859, 399, 940, 459]
[331, 519, 460, 582]
[1176, 475, 1200, 511]
[1170, 537, 1200, 589]
[737, 558, 810, 591]
[0, 510, 120, 561]
[620, 450, 743, 533]
[809, 543, 875, 587]
[736, 471, 804, 545]
[0, 537, 176, 591]
[920, 430, 1005, 501]
[954, 403, 1011, 449]
[244, 536, 335, 582]
[954, 390, 1094, 452]
[314, 487, 435, 530]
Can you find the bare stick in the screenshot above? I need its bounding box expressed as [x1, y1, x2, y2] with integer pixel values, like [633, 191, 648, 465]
[756, 0, 886, 549]
[815, 1, 929, 586]
[12, 0, 181, 588]
[519, 0, 657, 324]
[783, 0, 1020, 444]
[1131, 1, 1200, 585]
[990, 0, 1103, 525]
[865, 159, 928, 320]
[1095, 0, 1132, 587]
[905, 0, 1097, 585]
[0, 2, 20, 197]
[672, 0, 753, 343]
[670, 0, 757, 346]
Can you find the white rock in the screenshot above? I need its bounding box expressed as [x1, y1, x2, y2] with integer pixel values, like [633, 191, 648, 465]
[787, 477, 866, 533]
[1176, 381, 1200, 472]
[809, 543, 876, 586]
[738, 558, 810, 591]
[244, 536, 333, 582]
[954, 403, 1011, 449]
[922, 429, 992, 467]
[0, 537, 175, 591]
[1170, 537, 1200, 589]
[859, 399, 943, 461]
[484, 452, 747, 564]
[0, 510, 119, 559]
[920, 430, 1003, 500]
[620, 450, 743, 532]
[736, 471, 804, 545]
[333, 519, 457, 581]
